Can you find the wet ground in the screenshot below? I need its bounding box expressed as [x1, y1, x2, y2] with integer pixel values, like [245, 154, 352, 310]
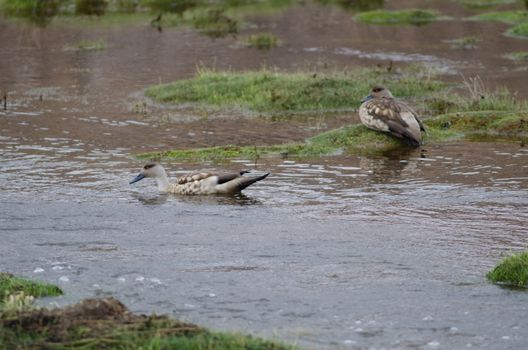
[1, 0, 528, 349]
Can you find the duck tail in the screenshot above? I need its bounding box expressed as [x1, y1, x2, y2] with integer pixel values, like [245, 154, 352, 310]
[236, 172, 270, 191]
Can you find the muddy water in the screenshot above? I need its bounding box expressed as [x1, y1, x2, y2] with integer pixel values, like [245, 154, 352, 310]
[2, 0, 528, 349]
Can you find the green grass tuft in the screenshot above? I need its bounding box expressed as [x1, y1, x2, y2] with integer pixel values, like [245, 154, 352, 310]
[241, 32, 280, 50]
[487, 252, 528, 287]
[145, 66, 443, 115]
[507, 21, 528, 38]
[469, 10, 528, 24]
[0, 273, 63, 303]
[355, 9, 439, 25]
[503, 51, 528, 61]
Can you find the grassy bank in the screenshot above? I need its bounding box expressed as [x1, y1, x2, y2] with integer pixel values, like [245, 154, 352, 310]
[145, 66, 442, 115]
[138, 68, 527, 161]
[0, 274, 298, 349]
[487, 252, 528, 288]
[136, 110, 528, 161]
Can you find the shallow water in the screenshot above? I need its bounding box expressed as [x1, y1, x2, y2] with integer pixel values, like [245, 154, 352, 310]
[2, 0, 528, 349]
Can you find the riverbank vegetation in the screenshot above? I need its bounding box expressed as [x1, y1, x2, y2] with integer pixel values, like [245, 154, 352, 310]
[138, 67, 527, 161]
[0, 273, 298, 350]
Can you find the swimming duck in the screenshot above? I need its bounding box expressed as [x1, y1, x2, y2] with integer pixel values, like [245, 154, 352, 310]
[359, 86, 426, 148]
[129, 163, 270, 195]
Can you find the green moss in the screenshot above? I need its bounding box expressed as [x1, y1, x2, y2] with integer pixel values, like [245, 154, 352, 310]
[64, 39, 106, 51]
[242, 32, 280, 50]
[507, 21, 528, 38]
[355, 9, 439, 25]
[145, 66, 443, 115]
[469, 10, 528, 24]
[503, 51, 528, 61]
[0, 273, 63, 303]
[487, 252, 528, 288]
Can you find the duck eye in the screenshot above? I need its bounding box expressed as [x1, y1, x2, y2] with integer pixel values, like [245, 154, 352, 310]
[373, 88, 382, 93]
[144, 164, 155, 170]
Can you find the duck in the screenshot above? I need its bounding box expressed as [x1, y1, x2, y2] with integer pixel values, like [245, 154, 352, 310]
[359, 86, 426, 148]
[129, 163, 270, 195]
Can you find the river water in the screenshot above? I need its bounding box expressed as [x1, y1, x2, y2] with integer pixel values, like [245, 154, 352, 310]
[1, 0, 528, 349]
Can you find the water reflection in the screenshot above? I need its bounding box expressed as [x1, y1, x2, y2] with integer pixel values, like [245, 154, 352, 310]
[131, 192, 170, 205]
[169, 192, 262, 206]
[130, 190, 261, 206]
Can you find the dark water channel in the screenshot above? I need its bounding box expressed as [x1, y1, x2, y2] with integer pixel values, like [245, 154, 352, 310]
[2, 1, 528, 349]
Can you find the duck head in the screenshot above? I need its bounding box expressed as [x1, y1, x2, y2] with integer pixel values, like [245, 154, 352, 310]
[360, 85, 394, 103]
[130, 163, 164, 184]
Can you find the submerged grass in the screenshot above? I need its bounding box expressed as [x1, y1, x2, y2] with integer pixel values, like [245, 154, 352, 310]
[64, 39, 106, 51]
[487, 252, 528, 288]
[503, 51, 528, 61]
[145, 66, 442, 115]
[241, 32, 280, 50]
[355, 9, 439, 25]
[445, 36, 480, 49]
[0, 273, 63, 303]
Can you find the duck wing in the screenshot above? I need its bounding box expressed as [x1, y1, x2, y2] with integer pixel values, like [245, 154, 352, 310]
[176, 172, 214, 184]
[216, 171, 251, 184]
[363, 98, 409, 127]
[364, 98, 422, 147]
[397, 100, 426, 132]
[217, 172, 270, 193]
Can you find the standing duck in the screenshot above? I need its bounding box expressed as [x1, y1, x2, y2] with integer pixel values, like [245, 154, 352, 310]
[359, 86, 426, 148]
[130, 163, 269, 195]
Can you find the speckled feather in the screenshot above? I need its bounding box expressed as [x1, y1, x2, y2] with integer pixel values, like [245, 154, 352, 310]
[176, 172, 214, 185]
[359, 87, 425, 147]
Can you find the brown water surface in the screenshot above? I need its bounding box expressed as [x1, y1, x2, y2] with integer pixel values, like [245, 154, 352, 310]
[1, 1, 528, 349]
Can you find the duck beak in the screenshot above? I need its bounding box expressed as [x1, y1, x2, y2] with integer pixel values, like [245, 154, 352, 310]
[129, 173, 146, 184]
[360, 94, 373, 103]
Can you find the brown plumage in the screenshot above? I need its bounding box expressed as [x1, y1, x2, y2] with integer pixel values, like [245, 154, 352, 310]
[359, 86, 425, 148]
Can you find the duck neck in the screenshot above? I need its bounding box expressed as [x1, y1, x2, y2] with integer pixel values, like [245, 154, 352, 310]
[155, 168, 170, 192]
